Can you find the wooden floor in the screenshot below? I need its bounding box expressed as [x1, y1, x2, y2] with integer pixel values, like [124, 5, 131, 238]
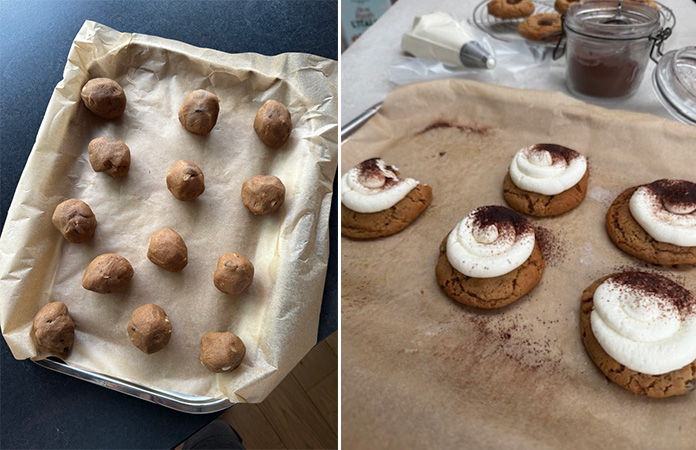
[221, 332, 338, 449]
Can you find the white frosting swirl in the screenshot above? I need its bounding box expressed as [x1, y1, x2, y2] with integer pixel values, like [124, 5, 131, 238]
[341, 158, 419, 213]
[509, 144, 587, 195]
[446, 206, 535, 278]
[591, 273, 696, 375]
[629, 180, 696, 247]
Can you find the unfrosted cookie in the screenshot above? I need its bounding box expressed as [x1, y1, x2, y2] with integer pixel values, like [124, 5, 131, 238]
[518, 13, 562, 41]
[606, 180, 696, 265]
[554, 0, 582, 14]
[436, 206, 545, 309]
[503, 144, 589, 217]
[581, 273, 696, 398]
[488, 0, 535, 18]
[341, 158, 432, 239]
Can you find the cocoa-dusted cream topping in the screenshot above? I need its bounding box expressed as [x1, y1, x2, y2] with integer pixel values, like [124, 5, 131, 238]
[471, 205, 533, 237]
[644, 179, 696, 215]
[610, 271, 696, 319]
[356, 158, 400, 190]
[527, 143, 581, 165]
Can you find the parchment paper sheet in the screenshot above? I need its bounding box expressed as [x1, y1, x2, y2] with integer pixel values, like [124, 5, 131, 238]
[342, 79, 696, 449]
[0, 21, 337, 403]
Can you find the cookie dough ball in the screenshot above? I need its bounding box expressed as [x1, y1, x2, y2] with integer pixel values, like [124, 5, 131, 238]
[241, 175, 286, 215]
[31, 302, 75, 356]
[214, 252, 254, 295]
[82, 254, 134, 294]
[52, 199, 97, 243]
[166, 160, 205, 201]
[80, 78, 126, 119]
[127, 304, 172, 354]
[178, 89, 220, 135]
[200, 331, 246, 373]
[88, 137, 131, 178]
[147, 228, 188, 272]
[253, 100, 292, 148]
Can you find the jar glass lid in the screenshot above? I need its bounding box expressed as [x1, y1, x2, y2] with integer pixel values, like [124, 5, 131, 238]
[652, 46, 696, 126]
[565, 1, 660, 40]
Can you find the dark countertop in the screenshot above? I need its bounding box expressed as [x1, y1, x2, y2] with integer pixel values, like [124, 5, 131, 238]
[0, 1, 337, 448]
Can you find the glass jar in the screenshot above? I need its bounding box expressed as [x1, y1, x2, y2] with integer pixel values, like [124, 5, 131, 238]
[653, 46, 696, 126]
[564, 1, 661, 99]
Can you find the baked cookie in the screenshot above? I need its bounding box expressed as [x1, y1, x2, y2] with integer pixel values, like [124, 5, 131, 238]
[487, 0, 535, 19]
[436, 205, 545, 309]
[581, 272, 696, 398]
[606, 180, 696, 265]
[503, 143, 589, 217]
[518, 13, 562, 41]
[554, 0, 582, 14]
[341, 158, 432, 239]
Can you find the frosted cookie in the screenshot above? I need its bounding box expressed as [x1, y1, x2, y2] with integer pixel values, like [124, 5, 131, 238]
[606, 179, 696, 265]
[436, 205, 545, 309]
[341, 158, 432, 239]
[503, 143, 588, 217]
[518, 14, 562, 41]
[487, 0, 535, 18]
[581, 272, 696, 398]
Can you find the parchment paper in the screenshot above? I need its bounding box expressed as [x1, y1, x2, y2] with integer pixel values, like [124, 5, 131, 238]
[341, 79, 696, 449]
[0, 21, 337, 403]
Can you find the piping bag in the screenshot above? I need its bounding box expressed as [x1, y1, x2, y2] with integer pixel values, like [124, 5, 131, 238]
[401, 11, 496, 69]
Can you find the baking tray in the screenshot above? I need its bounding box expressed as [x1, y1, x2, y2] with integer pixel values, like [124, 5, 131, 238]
[0, 21, 337, 413]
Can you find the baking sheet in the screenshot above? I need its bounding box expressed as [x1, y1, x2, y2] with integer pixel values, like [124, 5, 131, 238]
[341, 78, 696, 449]
[0, 20, 337, 403]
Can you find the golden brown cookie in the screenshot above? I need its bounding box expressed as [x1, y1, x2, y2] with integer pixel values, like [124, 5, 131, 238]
[503, 170, 589, 217]
[341, 184, 432, 239]
[580, 275, 696, 398]
[487, 0, 535, 18]
[518, 13, 562, 41]
[554, 0, 582, 14]
[606, 186, 696, 265]
[436, 235, 544, 309]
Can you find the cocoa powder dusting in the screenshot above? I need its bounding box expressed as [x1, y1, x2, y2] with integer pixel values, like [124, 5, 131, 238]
[472, 205, 532, 236]
[645, 179, 696, 210]
[611, 271, 696, 319]
[418, 120, 491, 136]
[534, 226, 566, 266]
[530, 144, 580, 164]
[356, 158, 399, 189]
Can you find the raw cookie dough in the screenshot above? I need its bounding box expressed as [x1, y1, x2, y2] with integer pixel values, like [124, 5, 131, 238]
[200, 331, 246, 373]
[80, 78, 126, 119]
[518, 13, 562, 41]
[166, 160, 205, 201]
[214, 252, 254, 295]
[82, 254, 134, 294]
[503, 170, 589, 217]
[436, 235, 545, 309]
[147, 228, 188, 272]
[341, 184, 433, 239]
[52, 198, 97, 243]
[253, 100, 292, 148]
[606, 186, 696, 265]
[178, 89, 220, 135]
[488, 0, 535, 18]
[88, 137, 131, 178]
[127, 304, 172, 354]
[31, 302, 75, 356]
[241, 175, 286, 215]
[580, 275, 696, 398]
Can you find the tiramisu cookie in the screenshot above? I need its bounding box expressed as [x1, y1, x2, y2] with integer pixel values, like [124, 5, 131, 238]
[436, 206, 545, 309]
[487, 0, 535, 19]
[503, 144, 589, 217]
[606, 179, 696, 265]
[341, 158, 432, 239]
[554, 0, 582, 14]
[518, 13, 562, 41]
[581, 272, 696, 398]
